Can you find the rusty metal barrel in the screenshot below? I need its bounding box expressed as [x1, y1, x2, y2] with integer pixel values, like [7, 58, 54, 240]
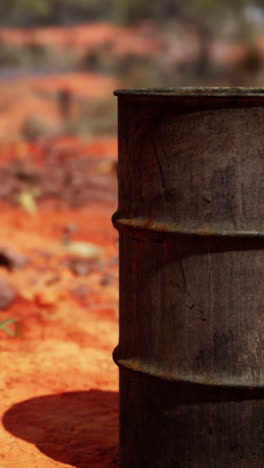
[112, 88, 264, 467]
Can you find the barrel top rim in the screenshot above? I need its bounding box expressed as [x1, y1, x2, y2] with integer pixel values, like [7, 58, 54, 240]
[114, 87, 264, 97]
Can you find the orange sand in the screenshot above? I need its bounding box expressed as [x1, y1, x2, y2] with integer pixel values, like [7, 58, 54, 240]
[0, 139, 119, 467]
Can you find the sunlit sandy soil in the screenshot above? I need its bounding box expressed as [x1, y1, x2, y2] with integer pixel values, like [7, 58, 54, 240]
[0, 137, 119, 467]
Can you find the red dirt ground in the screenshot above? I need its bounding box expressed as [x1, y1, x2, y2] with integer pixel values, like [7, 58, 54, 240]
[0, 138, 119, 467]
[0, 73, 119, 141]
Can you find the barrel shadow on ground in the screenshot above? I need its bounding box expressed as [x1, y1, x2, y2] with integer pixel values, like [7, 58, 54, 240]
[2, 390, 119, 468]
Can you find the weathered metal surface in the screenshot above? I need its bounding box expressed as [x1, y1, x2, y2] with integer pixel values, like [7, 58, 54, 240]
[113, 88, 264, 467]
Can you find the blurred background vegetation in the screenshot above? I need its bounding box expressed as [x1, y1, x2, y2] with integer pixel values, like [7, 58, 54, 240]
[0, 0, 264, 141]
[0, 0, 262, 26]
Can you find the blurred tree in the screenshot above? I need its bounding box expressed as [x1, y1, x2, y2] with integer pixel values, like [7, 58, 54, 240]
[112, 0, 151, 24]
[187, 0, 249, 18]
[0, 0, 111, 26]
[0, 0, 263, 27]
[181, 0, 253, 79]
[153, 0, 180, 19]
[47, 0, 111, 24]
[0, 0, 51, 25]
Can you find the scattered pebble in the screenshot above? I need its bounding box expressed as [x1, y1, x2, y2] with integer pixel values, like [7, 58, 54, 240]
[100, 275, 113, 286]
[45, 275, 61, 286]
[69, 258, 95, 276]
[62, 223, 79, 243]
[0, 278, 16, 309]
[71, 283, 91, 299]
[108, 257, 119, 265]
[97, 159, 117, 175]
[64, 240, 103, 259]
[64, 223, 79, 235]
[0, 246, 28, 271]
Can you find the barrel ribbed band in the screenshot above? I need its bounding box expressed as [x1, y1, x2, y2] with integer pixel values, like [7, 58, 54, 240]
[113, 347, 264, 390]
[112, 214, 264, 239]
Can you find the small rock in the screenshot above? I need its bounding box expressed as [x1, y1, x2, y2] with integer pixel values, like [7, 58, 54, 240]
[64, 241, 103, 259]
[97, 159, 117, 175]
[65, 223, 79, 233]
[109, 257, 119, 265]
[69, 257, 98, 276]
[0, 279, 16, 309]
[62, 223, 79, 242]
[45, 275, 61, 286]
[71, 284, 91, 299]
[100, 275, 113, 286]
[0, 247, 28, 271]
